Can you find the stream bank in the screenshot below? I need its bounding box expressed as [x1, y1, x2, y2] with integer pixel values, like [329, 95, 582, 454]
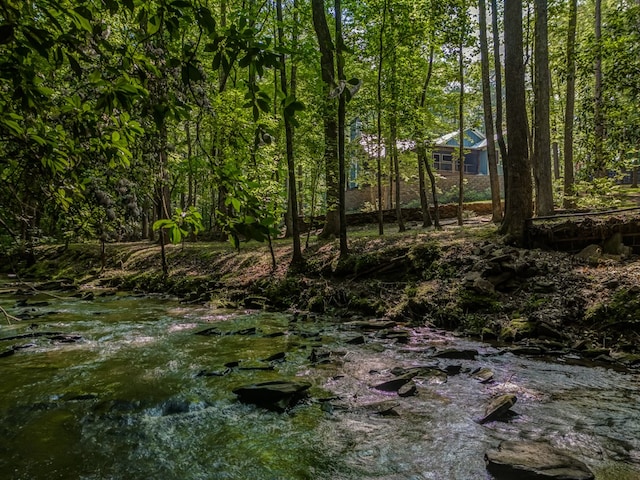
[1, 220, 639, 365]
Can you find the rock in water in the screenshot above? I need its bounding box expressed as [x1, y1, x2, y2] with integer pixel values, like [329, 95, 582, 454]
[397, 381, 417, 397]
[432, 348, 478, 360]
[485, 441, 594, 479]
[373, 373, 415, 392]
[232, 380, 311, 412]
[478, 394, 517, 424]
[471, 367, 494, 383]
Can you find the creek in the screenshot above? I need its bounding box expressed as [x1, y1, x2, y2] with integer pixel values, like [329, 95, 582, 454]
[0, 284, 639, 480]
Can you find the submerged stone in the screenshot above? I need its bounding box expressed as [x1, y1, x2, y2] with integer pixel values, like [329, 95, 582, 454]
[361, 400, 400, 416]
[346, 319, 397, 330]
[263, 352, 286, 362]
[0, 348, 15, 358]
[432, 348, 478, 360]
[378, 330, 411, 344]
[232, 380, 311, 412]
[196, 368, 230, 377]
[510, 346, 546, 356]
[346, 335, 365, 345]
[485, 441, 594, 479]
[373, 373, 415, 392]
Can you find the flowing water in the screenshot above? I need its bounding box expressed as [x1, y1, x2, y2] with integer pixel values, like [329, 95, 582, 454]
[0, 282, 639, 480]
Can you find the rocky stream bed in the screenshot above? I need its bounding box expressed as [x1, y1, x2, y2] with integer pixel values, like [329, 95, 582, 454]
[1, 284, 639, 479]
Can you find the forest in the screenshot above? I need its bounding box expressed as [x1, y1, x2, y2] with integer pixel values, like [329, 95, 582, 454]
[1, 0, 639, 266]
[2, 2, 640, 479]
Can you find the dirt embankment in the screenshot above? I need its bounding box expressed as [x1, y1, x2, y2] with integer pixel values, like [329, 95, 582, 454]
[2, 222, 639, 365]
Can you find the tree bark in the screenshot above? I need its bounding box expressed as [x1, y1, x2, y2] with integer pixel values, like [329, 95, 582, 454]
[457, 29, 465, 227]
[417, 46, 435, 228]
[277, 0, 304, 266]
[500, 0, 533, 243]
[563, 0, 577, 208]
[417, 146, 432, 227]
[593, 0, 605, 178]
[311, 0, 340, 239]
[479, 0, 503, 222]
[552, 141, 560, 180]
[491, 0, 508, 180]
[533, 0, 554, 216]
[376, 0, 388, 236]
[424, 154, 441, 229]
[388, 19, 404, 233]
[335, 0, 349, 256]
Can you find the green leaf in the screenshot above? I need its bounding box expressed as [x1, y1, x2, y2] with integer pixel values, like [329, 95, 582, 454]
[68, 54, 82, 77]
[197, 7, 216, 34]
[257, 98, 270, 114]
[23, 28, 49, 59]
[212, 52, 221, 70]
[1, 119, 23, 136]
[88, 70, 102, 84]
[169, 227, 182, 244]
[111, 131, 121, 142]
[71, 7, 93, 33]
[147, 15, 161, 35]
[153, 219, 175, 231]
[30, 133, 47, 146]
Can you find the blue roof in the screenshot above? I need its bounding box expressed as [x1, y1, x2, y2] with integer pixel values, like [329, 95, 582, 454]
[433, 128, 486, 150]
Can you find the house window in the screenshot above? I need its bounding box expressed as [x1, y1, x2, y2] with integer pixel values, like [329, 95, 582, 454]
[434, 153, 453, 171]
[463, 155, 477, 174]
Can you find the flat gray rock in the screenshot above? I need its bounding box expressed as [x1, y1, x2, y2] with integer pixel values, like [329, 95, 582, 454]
[485, 441, 594, 479]
[479, 394, 517, 424]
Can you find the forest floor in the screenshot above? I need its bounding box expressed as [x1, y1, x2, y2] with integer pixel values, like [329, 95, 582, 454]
[2, 214, 640, 367]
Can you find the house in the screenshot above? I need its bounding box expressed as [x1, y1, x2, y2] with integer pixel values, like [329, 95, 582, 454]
[345, 127, 502, 211]
[354, 128, 494, 181]
[431, 128, 491, 175]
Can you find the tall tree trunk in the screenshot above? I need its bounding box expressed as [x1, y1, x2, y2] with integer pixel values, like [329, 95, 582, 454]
[593, 0, 605, 177]
[311, 0, 340, 239]
[417, 147, 432, 227]
[376, 0, 388, 236]
[277, 0, 304, 266]
[417, 46, 435, 228]
[533, 0, 554, 215]
[388, 147, 393, 209]
[335, 0, 348, 256]
[563, 0, 577, 208]
[293, 0, 303, 223]
[389, 27, 404, 233]
[491, 0, 508, 202]
[186, 121, 194, 208]
[295, 1, 304, 222]
[479, 0, 503, 222]
[424, 155, 441, 229]
[457, 30, 465, 227]
[552, 141, 560, 180]
[501, 0, 533, 243]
